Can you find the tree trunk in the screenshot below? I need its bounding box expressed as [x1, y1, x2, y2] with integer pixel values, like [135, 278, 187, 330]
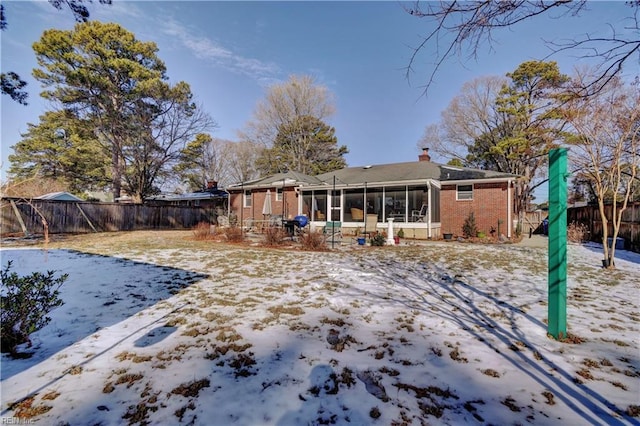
[597, 198, 611, 268]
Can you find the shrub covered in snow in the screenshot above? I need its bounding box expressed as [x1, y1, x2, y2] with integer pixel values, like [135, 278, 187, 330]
[1, 261, 67, 356]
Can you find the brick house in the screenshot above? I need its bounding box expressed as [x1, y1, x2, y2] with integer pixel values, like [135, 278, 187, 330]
[227, 149, 519, 239]
[227, 172, 321, 228]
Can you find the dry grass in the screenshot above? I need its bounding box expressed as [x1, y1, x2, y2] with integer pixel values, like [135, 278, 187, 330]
[9, 397, 52, 419]
[116, 351, 153, 363]
[541, 390, 555, 405]
[192, 222, 214, 240]
[41, 391, 61, 401]
[482, 369, 500, 378]
[171, 379, 210, 398]
[115, 373, 145, 388]
[5, 229, 638, 424]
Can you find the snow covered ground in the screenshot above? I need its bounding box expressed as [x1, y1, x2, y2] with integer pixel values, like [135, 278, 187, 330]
[1, 231, 638, 425]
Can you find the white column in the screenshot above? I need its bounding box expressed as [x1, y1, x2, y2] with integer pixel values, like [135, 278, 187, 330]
[386, 218, 395, 245]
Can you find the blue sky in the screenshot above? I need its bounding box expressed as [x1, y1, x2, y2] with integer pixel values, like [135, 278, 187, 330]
[1, 1, 635, 201]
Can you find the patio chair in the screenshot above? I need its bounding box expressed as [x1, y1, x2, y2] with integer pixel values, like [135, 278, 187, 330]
[364, 214, 378, 236]
[411, 204, 428, 222]
[323, 221, 342, 244]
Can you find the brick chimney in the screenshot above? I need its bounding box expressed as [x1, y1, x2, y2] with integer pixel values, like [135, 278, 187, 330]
[419, 147, 431, 162]
[206, 180, 218, 189]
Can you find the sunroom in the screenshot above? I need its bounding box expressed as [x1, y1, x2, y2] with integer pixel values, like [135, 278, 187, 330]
[301, 178, 441, 239]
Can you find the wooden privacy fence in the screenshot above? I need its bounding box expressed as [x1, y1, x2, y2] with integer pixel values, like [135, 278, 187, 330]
[568, 202, 640, 253]
[1, 198, 217, 236]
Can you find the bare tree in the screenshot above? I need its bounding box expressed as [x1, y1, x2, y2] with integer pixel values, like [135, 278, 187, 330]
[419, 75, 508, 162]
[239, 75, 335, 148]
[405, 1, 639, 96]
[224, 140, 263, 184]
[120, 94, 217, 202]
[175, 135, 240, 190]
[419, 61, 569, 214]
[563, 73, 639, 268]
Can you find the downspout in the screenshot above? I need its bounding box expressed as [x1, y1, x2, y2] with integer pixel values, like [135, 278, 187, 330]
[507, 179, 513, 238]
[427, 180, 432, 239]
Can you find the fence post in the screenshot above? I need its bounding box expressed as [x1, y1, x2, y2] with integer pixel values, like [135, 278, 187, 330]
[9, 200, 29, 237]
[548, 148, 568, 340]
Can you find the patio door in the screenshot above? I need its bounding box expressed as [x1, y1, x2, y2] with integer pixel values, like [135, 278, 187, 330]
[331, 189, 341, 221]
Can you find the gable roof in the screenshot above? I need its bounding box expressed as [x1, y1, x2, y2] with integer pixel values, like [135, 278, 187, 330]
[35, 191, 83, 202]
[227, 171, 322, 190]
[312, 161, 517, 186]
[227, 161, 519, 191]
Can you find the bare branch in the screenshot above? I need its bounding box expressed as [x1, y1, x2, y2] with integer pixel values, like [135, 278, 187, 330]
[404, 1, 639, 96]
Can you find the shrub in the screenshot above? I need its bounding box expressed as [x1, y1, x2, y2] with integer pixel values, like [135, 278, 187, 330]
[192, 222, 214, 240]
[299, 230, 327, 251]
[1, 261, 67, 356]
[262, 226, 286, 246]
[370, 233, 386, 246]
[462, 212, 478, 238]
[223, 226, 244, 243]
[567, 222, 589, 243]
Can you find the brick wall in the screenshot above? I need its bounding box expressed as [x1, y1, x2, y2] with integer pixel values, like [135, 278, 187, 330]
[441, 181, 513, 237]
[230, 188, 300, 223]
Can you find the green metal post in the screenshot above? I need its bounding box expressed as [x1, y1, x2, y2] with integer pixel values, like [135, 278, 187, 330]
[548, 148, 568, 339]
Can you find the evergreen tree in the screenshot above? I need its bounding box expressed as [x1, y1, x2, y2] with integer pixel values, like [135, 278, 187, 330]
[31, 21, 214, 202]
[8, 110, 110, 194]
[256, 115, 347, 175]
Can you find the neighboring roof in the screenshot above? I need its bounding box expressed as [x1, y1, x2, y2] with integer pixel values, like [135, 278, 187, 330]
[35, 191, 83, 202]
[227, 171, 322, 190]
[147, 189, 228, 202]
[437, 164, 518, 181]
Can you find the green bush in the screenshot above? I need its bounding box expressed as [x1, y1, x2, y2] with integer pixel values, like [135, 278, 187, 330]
[462, 212, 478, 238]
[1, 261, 67, 356]
[370, 233, 386, 246]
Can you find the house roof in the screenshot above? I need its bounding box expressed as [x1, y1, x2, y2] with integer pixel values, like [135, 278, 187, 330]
[311, 161, 518, 187]
[227, 161, 519, 191]
[227, 171, 322, 190]
[35, 191, 83, 202]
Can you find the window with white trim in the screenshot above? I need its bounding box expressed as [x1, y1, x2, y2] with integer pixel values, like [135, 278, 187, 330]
[244, 190, 252, 207]
[456, 184, 473, 200]
[276, 187, 283, 201]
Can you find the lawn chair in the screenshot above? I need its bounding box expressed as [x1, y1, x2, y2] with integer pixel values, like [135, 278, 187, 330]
[323, 221, 342, 244]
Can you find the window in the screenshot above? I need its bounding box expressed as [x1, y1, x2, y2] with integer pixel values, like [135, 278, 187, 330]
[345, 188, 364, 222]
[244, 190, 252, 207]
[276, 187, 283, 201]
[457, 184, 473, 200]
[384, 186, 406, 221]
